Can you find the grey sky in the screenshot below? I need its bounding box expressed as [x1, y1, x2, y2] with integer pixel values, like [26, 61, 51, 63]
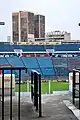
[0, 0, 80, 41]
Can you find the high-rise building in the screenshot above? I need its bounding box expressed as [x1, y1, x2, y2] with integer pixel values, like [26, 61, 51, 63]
[12, 11, 45, 43]
[12, 11, 34, 43]
[12, 12, 19, 43]
[34, 15, 45, 39]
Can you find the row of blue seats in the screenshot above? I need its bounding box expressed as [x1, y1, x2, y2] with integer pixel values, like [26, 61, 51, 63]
[55, 44, 80, 51]
[1, 43, 80, 52]
[0, 57, 56, 77]
[1, 56, 80, 78]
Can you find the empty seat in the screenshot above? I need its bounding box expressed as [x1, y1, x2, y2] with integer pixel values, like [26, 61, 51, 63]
[21, 57, 39, 69]
[6, 56, 24, 67]
[37, 57, 53, 68]
[41, 68, 55, 76]
[0, 57, 8, 64]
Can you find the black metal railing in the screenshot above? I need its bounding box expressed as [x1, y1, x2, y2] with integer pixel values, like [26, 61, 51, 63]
[0, 67, 27, 120]
[31, 70, 42, 117]
[72, 69, 80, 109]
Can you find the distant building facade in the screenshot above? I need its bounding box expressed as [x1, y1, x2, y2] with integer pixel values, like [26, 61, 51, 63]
[12, 12, 19, 43]
[12, 11, 45, 43]
[34, 15, 45, 39]
[12, 11, 34, 43]
[46, 31, 71, 41]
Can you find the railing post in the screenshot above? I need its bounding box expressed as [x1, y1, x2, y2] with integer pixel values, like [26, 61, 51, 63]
[39, 74, 42, 117]
[31, 72, 33, 101]
[35, 72, 38, 111]
[2, 70, 4, 120]
[34, 72, 37, 107]
[79, 72, 80, 109]
[10, 69, 13, 120]
[0, 67, 27, 120]
[18, 69, 21, 120]
[31, 70, 42, 117]
[72, 70, 75, 105]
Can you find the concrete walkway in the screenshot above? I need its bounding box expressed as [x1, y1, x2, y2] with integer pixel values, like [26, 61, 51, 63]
[0, 94, 79, 120]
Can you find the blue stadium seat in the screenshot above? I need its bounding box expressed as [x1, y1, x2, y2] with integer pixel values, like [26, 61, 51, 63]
[21, 57, 39, 68]
[55, 44, 80, 51]
[0, 57, 8, 64]
[0, 43, 14, 52]
[19, 45, 45, 52]
[53, 57, 67, 68]
[6, 56, 24, 67]
[45, 45, 54, 49]
[12, 45, 21, 49]
[55, 67, 68, 77]
[37, 57, 53, 68]
[41, 68, 55, 76]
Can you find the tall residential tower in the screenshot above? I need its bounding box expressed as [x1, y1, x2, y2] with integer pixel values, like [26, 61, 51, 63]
[12, 11, 34, 43]
[12, 11, 45, 43]
[34, 15, 45, 40]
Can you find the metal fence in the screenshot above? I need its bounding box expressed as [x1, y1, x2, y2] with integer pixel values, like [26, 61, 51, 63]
[0, 67, 42, 119]
[0, 67, 27, 120]
[31, 70, 42, 117]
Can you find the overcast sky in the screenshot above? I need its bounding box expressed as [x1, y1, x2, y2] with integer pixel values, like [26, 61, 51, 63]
[0, 0, 80, 41]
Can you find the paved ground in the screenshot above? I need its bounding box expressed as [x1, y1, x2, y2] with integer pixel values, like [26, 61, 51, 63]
[0, 94, 79, 120]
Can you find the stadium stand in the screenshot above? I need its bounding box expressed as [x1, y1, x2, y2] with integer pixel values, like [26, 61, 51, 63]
[6, 56, 24, 67]
[44, 45, 54, 49]
[1, 42, 80, 80]
[12, 44, 21, 49]
[53, 57, 67, 67]
[68, 57, 80, 71]
[19, 45, 45, 52]
[37, 57, 53, 68]
[21, 57, 43, 77]
[36, 57, 56, 79]
[0, 43, 14, 52]
[55, 44, 80, 51]
[21, 57, 39, 68]
[6, 56, 27, 77]
[0, 57, 8, 64]
[52, 57, 68, 79]
[41, 68, 55, 76]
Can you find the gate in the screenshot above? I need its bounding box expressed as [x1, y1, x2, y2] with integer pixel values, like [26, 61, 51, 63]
[31, 70, 42, 117]
[0, 67, 27, 120]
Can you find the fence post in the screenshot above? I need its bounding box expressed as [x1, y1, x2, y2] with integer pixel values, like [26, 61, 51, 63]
[39, 74, 42, 117]
[2, 70, 4, 120]
[31, 70, 42, 117]
[72, 70, 75, 105]
[34, 72, 37, 107]
[10, 69, 12, 120]
[35, 72, 38, 111]
[18, 69, 21, 120]
[79, 72, 80, 109]
[31, 72, 33, 101]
